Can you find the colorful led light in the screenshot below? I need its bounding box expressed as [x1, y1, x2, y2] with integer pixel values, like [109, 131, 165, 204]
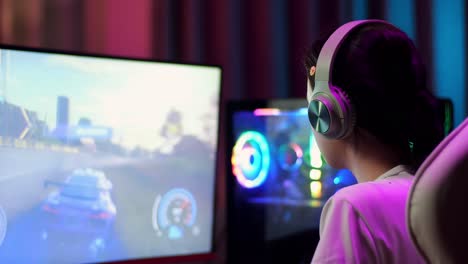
[253, 108, 280, 116]
[334, 169, 357, 185]
[232, 131, 271, 188]
[309, 135, 323, 168]
[309, 200, 322, 208]
[290, 143, 304, 158]
[295, 108, 309, 116]
[253, 107, 308, 117]
[309, 169, 322, 180]
[333, 177, 341, 185]
[310, 181, 322, 198]
[237, 146, 261, 179]
[278, 143, 304, 170]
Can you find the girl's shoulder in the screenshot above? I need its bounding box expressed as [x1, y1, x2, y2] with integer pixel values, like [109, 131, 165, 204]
[327, 172, 415, 212]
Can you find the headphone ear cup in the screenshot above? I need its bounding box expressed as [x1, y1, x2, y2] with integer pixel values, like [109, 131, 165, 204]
[308, 97, 332, 135]
[308, 86, 355, 139]
[329, 86, 356, 138]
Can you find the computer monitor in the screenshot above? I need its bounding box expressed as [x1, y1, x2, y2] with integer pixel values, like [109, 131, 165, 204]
[0, 45, 222, 264]
[226, 99, 357, 264]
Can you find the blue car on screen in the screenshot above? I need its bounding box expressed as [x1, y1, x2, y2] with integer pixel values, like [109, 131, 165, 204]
[41, 168, 117, 253]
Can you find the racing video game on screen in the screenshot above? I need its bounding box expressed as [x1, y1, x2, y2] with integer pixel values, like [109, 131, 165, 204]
[0, 48, 221, 264]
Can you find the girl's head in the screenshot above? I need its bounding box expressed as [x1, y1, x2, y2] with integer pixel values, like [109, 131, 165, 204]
[304, 21, 444, 171]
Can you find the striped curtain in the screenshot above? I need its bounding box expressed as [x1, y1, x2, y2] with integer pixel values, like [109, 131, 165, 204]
[1, 0, 465, 111]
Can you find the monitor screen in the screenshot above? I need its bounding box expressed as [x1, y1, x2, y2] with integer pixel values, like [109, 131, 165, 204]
[226, 99, 356, 264]
[0, 46, 222, 263]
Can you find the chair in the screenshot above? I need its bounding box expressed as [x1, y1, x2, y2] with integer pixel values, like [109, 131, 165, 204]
[407, 117, 468, 263]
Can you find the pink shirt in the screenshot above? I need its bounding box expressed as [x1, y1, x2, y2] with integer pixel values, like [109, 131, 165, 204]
[311, 165, 425, 263]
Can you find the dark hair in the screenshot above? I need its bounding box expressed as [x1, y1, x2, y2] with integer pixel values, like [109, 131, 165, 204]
[304, 23, 444, 170]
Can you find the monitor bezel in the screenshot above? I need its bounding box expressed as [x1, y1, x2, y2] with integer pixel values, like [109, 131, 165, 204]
[0, 43, 223, 264]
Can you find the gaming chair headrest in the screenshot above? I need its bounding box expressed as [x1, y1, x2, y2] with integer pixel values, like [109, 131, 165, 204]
[407, 117, 468, 263]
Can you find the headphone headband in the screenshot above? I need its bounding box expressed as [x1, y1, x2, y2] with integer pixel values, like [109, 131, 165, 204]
[315, 19, 392, 91]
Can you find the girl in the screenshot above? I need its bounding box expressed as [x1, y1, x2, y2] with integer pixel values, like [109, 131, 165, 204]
[304, 20, 443, 263]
